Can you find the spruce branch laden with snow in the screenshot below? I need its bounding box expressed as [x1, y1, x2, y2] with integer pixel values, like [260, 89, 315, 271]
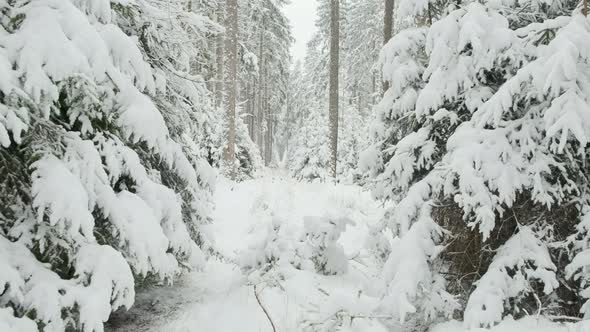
[0, 0, 217, 330]
[362, 0, 590, 327]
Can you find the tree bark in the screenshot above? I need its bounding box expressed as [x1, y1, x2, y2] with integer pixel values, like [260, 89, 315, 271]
[257, 18, 265, 153]
[264, 59, 271, 165]
[224, 0, 238, 179]
[584, 0, 589, 16]
[329, 0, 340, 178]
[215, 3, 225, 108]
[247, 79, 254, 140]
[383, 0, 394, 94]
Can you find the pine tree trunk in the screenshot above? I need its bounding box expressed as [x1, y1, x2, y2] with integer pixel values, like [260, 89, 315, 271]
[357, 89, 362, 115]
[257, 19, 265, 154]
[383, 0, 394, 94]
[215, 3, 225, 108]
[252, 83, 256, 139]
[585, 0, 589, 17]
[329, 0, 340, 178]
[264, 58, 271, 165]
[247, 80, 254, 140]
[372, 71, 377, 105]
[224, 0, 238, 179]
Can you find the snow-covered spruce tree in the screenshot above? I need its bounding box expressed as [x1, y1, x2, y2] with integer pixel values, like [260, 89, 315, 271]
[115, 0, 219, 246]
[287, 0, 373, 182]
[361, 0, 589, 327]
[290, 100, 332, 182]
[276, 61, 305, 162]
[303, 216, 354, 275]
[183, 0, 272, 181]
[238, 215, 314, 290]
[337, 102, 368, 182]
[232, 0, 292, 169]
[344, 0, 384, 110]
[288, 31, 330, 182]
[201, 0, 292, 179]
[288, 71, 368, 183]
[239, 214, 354, 282]
[0, 0, 215, 330]
[234, 108, 264, 181]
[204, 102, 263, 181]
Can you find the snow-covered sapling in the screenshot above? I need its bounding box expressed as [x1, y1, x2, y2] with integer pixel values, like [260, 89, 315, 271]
[303, 216, 355, 275]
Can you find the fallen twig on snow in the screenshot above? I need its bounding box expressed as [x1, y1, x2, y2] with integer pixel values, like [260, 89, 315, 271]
[254, 285, 277, 332]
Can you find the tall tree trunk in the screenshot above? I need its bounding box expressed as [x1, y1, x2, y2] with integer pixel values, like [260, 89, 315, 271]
[372, 70, 377, 105]
[357, 89, 362, 115]
[269, 110, 274, 166]
[224, 0, 238, 179]
[215, 3, 225, 108]
[257, 18, 265, 153]
[329, 0, 340, 178]
[265, 59, 272, 166]
[585, 0, 589, 16]
[251, 83, 255, 139]
[383, 0, 394, 94]
[247, 79, 254, 140]
[263, 59, 270, 165]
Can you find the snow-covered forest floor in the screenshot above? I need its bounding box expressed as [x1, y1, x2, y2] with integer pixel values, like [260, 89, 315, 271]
[105, 173, 386, 332]
[104, 173, 590, 332]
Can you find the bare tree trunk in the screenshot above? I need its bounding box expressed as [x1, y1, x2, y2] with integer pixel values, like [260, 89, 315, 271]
[251, 83, 256, 139]
[257, 19, 265, 154]
[247, 79, 254, 140]
[585, 0, 589, 16]
[383, 0, 394, 94]
[357, 89, 362, 115]
[224, 0, 238, 179]
[215, 3, 225, 108]
[264, 59, 271, 165]
[329, 0, 340, 178]
[372, 70, 377, 105]
[269, 114, 274, 165]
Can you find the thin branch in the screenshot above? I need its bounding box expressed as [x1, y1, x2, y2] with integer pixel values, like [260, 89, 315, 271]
[254, 285, 277, 332]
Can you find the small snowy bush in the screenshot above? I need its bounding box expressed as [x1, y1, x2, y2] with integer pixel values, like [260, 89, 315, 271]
[240, 217, 311, 283]
[303, 216, 355, 275]
[240, 214, 355, 283]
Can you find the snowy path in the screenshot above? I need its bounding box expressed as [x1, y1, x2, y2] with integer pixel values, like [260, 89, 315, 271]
[106, 175, 384, 332]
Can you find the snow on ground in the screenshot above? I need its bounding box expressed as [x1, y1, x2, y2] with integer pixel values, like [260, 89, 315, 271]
[106, 174, 385, 332]
[105, 174, 590, 332]
[434, 317, 590, 332]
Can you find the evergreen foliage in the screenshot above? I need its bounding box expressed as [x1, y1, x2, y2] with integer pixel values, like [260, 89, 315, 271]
[361, 0, 590, 326]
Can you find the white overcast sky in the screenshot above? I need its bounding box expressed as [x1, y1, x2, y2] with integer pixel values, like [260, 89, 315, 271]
[284, 0, 318, 63]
